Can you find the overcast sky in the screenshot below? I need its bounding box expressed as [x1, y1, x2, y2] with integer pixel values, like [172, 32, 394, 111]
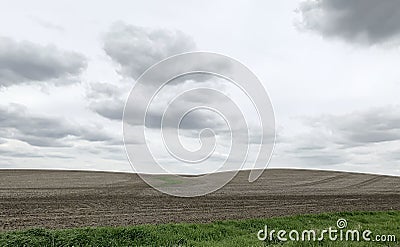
[0, 0, 399, 175]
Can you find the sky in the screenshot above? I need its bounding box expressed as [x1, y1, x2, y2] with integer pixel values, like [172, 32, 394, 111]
[0, 0, 399, 175]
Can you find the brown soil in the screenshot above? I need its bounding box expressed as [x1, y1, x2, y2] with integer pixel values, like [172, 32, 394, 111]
[1, 169, 399, 231]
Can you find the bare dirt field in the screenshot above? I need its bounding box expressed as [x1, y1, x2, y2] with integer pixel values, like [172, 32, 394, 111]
[1, 169, 399, 231]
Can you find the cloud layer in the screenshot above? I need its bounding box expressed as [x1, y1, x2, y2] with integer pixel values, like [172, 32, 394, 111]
[0, 37, 87, 87]
[275, 106, 400, 170]
[103, 22, 196, 79]
[298, 0, 400, 45]
[0, 104, 112, 147]
[304, 106, 400, 146]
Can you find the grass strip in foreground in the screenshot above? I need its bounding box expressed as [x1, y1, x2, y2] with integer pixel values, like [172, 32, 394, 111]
[0, 211, 399, 246]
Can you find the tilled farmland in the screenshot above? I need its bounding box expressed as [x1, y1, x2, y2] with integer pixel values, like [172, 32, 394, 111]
[1, 169, 399, 231]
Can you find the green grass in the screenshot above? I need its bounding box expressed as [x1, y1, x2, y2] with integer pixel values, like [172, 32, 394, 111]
[1, 211, 399, 246]
[156, 176, 184, 185]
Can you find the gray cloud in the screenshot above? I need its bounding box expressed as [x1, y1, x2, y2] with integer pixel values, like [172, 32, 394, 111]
[298, 0, 400, 45]
[88, 74, 229, 124]
[103, 22, 196, 79]
[276, 128, 348, 167]
[123, 79, 233, 131]
[274, 106, 400, 168]
[0, 37, 87, 87]
[91, 95, 226, 130]
[305, 106, 400, 146]
[144, 106, 226, 130]
[90, 99, 125, 121]
[0, 104, 113, 147]
[86, 82, 123, 99]
[93, 25, 233, 128]
[86, 82, 128, 120]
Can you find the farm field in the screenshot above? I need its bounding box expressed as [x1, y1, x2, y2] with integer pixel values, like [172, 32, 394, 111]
[0, 169, 400, 231]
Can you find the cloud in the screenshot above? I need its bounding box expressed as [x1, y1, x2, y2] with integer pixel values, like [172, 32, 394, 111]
[95, 25, 234, 126]
[0, 103, 113, 147]
[389, 150, 400, 161]
[273, 106, 400, 172]
[297, 0, 400, 45]
[103, 22, 196, 79]
[0, 37, 87, 87]
[0, 148, 44, 158]
[122, 77, 233, 129]
[275, 128, 348, 167]
[273, 106, 400, 169]
[86, 74, 230, 125]
[90, 90, 226, 129]
[86, 82, 129, 120]
[0, 145, 71, 159]
[90, 99, 125, 120]
[304, 106, 400, 146]
[86, 82, 123, 99]
[93, 26, 269, 173]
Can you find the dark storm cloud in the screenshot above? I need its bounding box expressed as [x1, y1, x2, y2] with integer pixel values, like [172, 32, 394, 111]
[0, 104, 113, 147]
[304, 106, 400, 147]
[298, 0, 400, 45]
[103, 22, 196, 79]
[0, 37, 87, 87]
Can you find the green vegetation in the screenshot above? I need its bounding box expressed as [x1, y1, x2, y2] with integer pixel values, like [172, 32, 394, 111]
[1, 211, 399, 246]
[156, 175, 184, 185]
